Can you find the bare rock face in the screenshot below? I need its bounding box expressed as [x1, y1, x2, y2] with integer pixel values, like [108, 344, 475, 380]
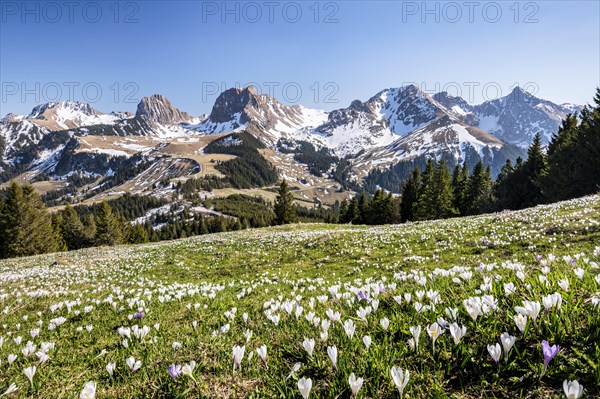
[208, 86, 259, 124]
[207, 85, 305, 127]
[136, 94, 191, 125]
[199, 86, 312, 143]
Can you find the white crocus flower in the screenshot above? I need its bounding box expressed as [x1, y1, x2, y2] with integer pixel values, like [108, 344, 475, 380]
[79, 381, 96, 399]
[256, 345, 267, 365]
[0, 383, 18, 397]
[297, 377, 312, 399]
[182, 360, 197, 382]
[327, 345, 338, 370]
[126, 356, 141, 373]
[380, 317, 389, 331]
[302, 338, 315, 358]
[344, 319, 356, 339]
[362, 335, 372, 351]
[106, 362, 116, 377]
[449, 323, 466, 345]
[500, 332, 516, 361]
[487, 343, 502, 363]
[232, 345, 245, 371]
[23, 366, 36, 387]
[391, 366, 410, 397]
[514, 313, 528, 333]
[563, 380, 584, 399]
[348, 373, 364, 397]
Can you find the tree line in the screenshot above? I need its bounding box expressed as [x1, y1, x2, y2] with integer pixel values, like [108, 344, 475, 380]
[0, 184, 253, 259]
[0, 179, 334, 259]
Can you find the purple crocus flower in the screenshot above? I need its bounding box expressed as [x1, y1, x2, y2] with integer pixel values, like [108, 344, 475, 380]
[542, 340, 559, 373]
[168, 363, 182, 378]
[357, 291, 368, 301]
[134, 311, 145, 320]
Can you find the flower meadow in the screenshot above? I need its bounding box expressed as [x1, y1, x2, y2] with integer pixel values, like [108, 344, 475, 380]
[0, 195, 599, 398]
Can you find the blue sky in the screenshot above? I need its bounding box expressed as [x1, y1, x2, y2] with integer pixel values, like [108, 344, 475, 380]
[1, 1, 598, 116]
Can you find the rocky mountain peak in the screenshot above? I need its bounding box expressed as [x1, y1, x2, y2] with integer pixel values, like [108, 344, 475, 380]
[27, 101, 100, 120]
[433, 92, 477, 124]
[136, 94, 191, 125]
[1, 113, 25, 124]
[208, 86, 262, 124]
[349, 100, 364, 110]
[504, 86, 536, 105]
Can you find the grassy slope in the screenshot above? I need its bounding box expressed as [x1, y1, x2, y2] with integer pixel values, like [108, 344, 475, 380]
[0, 195, 599, 398]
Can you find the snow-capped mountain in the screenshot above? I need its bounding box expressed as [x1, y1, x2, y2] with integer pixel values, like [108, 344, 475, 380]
[432, 87, 581, 148]
[473, 87, 581, 147]
[192, 84, 478, 158]
[26, 100, 120, 131]
[354, 115, 525, 177]
[0, 84, 580, 194]
[44, 95, 204, 139]
[311, 85, 478, 156]
[0, 101, 123, 168]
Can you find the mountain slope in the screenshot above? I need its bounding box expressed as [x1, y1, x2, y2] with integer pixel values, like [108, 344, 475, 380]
[312, 85, 462, 156]
[353, 115, 526, 178]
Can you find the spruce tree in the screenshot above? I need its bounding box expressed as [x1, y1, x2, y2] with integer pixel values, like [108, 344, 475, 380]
[60, 205, 89, 250]
[357, 193, 369, 224]
[0, 182, 59, 258]
[339, 199, 349, 223]
[342, 197, 360, 224]
[0, 195, 5, 257]
[368, 189, 388, 225]
[127, 224, 150, 244]
[451, 162, 469, 215]
[400, 167, 421, 222]
[51, 213, 67, 252]
[494, 159, 514, 209]
[465, 161, 493, 215]
[415, 160, 457, 220]
[386, 192, 399, 224]
[419, 159, 435, 198]
[274, 180, 298, 225]
[540, 115, 580, 201]
[495, 157, 528, 210]
[575, 88, 600, 195]
[94, 202, 123, 246]
[482, 165, 494, 213]
[82, 213, 97, 246]
[522, 133, 547, 207]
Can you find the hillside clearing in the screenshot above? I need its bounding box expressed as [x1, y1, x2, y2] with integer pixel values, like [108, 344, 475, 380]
[0, 195, 599, 398]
